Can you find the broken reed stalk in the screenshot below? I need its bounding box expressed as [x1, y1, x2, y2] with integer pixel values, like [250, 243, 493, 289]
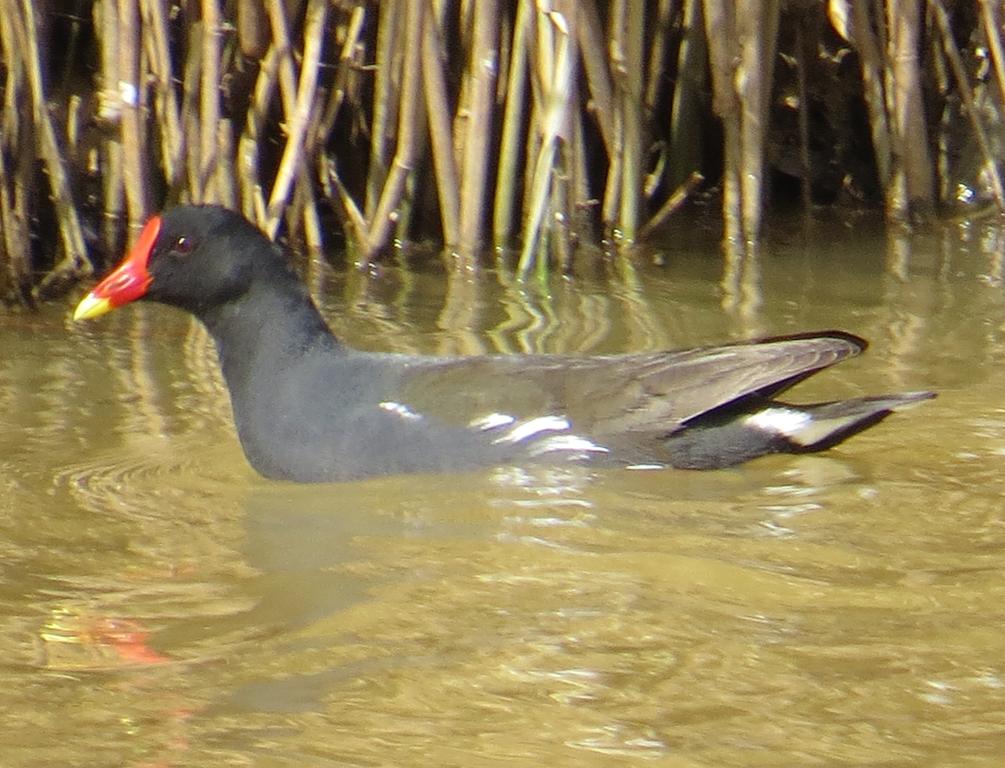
[637, 171, 704, 240]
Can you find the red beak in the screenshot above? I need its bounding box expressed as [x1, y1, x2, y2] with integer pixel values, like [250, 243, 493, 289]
[73, 215, 162, 321]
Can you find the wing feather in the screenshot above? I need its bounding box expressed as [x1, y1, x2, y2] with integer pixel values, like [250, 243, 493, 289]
[390, 332, 865, 436]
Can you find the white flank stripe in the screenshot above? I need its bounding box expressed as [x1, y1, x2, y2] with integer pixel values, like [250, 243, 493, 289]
[469, 412, 516, 431]
[379, 401, 423, 421]
[526, 434, 609, 457]
[494, 415, 570, 444]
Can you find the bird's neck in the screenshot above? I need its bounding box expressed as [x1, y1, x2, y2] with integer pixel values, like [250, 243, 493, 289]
[199, 278, 341, 386]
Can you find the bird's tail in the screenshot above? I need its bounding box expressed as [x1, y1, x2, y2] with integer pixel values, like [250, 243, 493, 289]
[772, 391, 936, 451]
[664, 391, 935, 469]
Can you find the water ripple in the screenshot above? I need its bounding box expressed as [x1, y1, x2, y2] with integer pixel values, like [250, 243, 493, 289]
[52, 432, 249, 519]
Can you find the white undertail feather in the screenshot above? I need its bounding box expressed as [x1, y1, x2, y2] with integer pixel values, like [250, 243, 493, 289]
[746, 406, 864, 447]
[743, 395, 935, 448]
[475, 413, 609, 458]
[743, 407, 812, 438]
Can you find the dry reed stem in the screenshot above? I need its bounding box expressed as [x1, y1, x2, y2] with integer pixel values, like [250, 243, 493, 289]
[422, 6, 462, 248]
[492, 0, 533, 248]
[323, 157, 368, 249]
[118, 0, 148, 228]
[518, 8, 573, 276]
[577, 2, 614, 158]
[6, 0, 1000, 294]
[736, 0, 779, 243]
[703, 0, 743, 244]
[18, 0, 89, 286]
[266, 0, 299, 116]
[458, 0, 500, 256]
[794, 14, 812, 213]
[181, 25, 203, 201]
[887, 0, 934, 217]
[238, 45, 280, 225]
[365, 1, 401, 219]
[309, 5, 365, 157]
[264, 0, 317, 254]
[261, 0, 323, 237]
[930, 0, 1005, 210]
[569, 99, 592, 242]
[979, 1, 1005, 106]
[832, 0, 891, 188]
[198, 0, 222, 203]
[237, 0, 270, 59]
[299, 181, 323, 253]
[94, 0, 124, 248]
[0, 20, 21, 146]
[0, 145, 31, 302]
[362, 0, 425, 262]
[555, 0, 587, 253]
[613, 0, 645, 241]
[601, 114, 623, 231]
[216, 118, 238, 209]
[0, 17, 31, 302]
[140, 0, 183, 190]
[668, 0, 706, 189]
[644, 0, 674, 114]
[638, 171, 704, 240]
[265, 0, 328, 238]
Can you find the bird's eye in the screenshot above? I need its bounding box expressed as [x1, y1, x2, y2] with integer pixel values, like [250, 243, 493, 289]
[172, 236, 194, 256]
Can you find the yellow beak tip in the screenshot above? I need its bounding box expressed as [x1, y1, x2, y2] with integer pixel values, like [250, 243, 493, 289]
[72, 294, 112, 322]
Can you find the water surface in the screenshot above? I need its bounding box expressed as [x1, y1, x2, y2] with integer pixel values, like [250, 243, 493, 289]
[2, 218, 1004, 767]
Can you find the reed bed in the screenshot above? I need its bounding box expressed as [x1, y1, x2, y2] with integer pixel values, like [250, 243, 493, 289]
[0, 1, 1003, 305]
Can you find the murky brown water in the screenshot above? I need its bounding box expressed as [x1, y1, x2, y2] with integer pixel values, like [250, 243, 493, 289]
[2, 217, 1005, 767]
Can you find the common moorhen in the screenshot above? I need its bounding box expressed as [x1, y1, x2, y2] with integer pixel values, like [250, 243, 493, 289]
[74, 205, 933, 482]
